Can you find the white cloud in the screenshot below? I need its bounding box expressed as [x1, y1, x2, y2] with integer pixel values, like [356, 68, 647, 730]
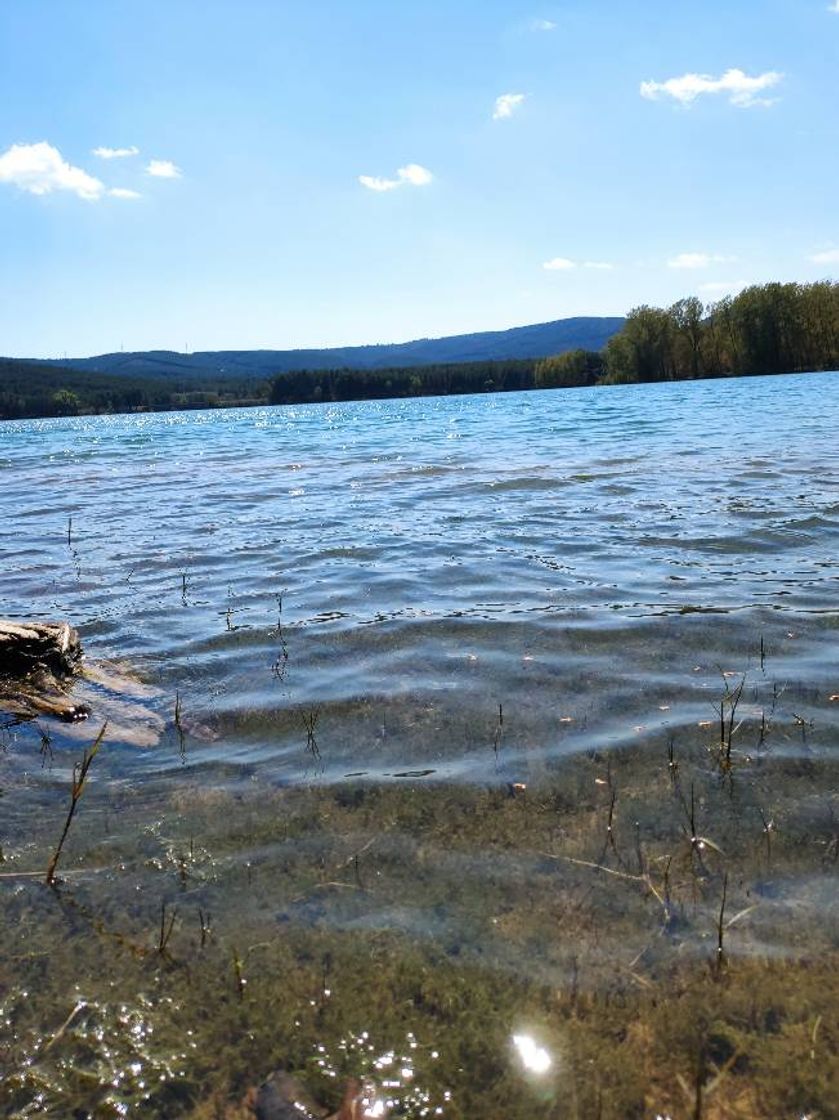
[641, 68, 783, 108]
[543, 257, 614, 271]
[398, 163, 433, 186]
[829, 1, 839, 12]
[809, 248, 839, 264]
[93, 145, 139, 159]
[146, 158, 182, 179]
[493, 93, 527, 120]
[358, 174, 400, 193]
[109, 187, 142, 199]
[530, 18, 557, 31]
[668, 252, 733, 270]
[0, 141, 105, 200]
[359, 163, 433, 192]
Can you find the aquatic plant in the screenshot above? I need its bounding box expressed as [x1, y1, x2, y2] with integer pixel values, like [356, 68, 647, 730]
[45, 721, 107, 886]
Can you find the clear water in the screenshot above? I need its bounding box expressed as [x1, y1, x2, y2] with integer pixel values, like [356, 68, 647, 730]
[2, 373, 839, 1117]
[1, 372, 837, 782]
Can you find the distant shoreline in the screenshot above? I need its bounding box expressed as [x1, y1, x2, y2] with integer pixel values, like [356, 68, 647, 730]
[0, 359, 832, 424]
[2, 280, 836, 421]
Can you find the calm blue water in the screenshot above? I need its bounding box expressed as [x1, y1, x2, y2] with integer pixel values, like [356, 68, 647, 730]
[2, 372, 838, 782]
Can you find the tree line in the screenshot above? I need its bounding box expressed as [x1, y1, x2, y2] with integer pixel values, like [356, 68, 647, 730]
[0, 359, 268, 420]
[602, 281, 838, 384]
[268, 359, 538, 405]
[2, 281, 837, 420]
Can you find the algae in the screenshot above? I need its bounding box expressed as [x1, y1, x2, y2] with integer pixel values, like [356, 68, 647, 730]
[1, 681, 838, 1118]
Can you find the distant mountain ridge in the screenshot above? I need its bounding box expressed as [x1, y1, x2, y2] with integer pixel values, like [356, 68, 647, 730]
[32, 317, 625, 379]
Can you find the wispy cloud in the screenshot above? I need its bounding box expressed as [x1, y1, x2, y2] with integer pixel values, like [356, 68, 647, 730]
[641, 68, 783, 108]
[829, 1, 839, 12]
[809, 248, 839, 264]
[146, 158, 182, 179]
[530, 18, 556, 31]
[359, 163, 433, 192]
[93, 145, 139, 159]
[543, 257, 614, 271]
[493, 93, 527, 120]
[0, 141, 105, 200]
[668, 252, 734, 270]
[109, 187, 142, 199]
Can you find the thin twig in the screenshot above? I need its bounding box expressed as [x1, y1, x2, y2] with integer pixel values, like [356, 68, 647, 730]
[44, 1000, 87, 1052]
[715, 871, 728, 979]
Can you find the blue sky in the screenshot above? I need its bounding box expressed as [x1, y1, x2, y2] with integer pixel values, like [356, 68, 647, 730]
[0, 0, 837, 358]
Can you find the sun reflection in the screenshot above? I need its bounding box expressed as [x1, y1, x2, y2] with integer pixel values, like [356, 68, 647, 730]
[512, 1033, 552, 1074]
[310, 1030, 450, 1116]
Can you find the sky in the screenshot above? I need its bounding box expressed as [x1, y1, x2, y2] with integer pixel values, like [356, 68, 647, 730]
[0, 0, 837, 359]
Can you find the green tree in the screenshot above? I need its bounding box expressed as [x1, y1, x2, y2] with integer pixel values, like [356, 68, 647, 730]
[670, 297, 705, 379]
[51, 389, 80, 416]
[603, 306, 673, 383]
[534, 349, 603, 388]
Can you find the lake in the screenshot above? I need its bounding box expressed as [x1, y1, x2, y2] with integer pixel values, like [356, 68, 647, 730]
[1, 372, 838, 1118]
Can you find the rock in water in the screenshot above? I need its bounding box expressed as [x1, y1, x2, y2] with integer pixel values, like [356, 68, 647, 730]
[254, 1071, 328, 1120]
[0, 620, 82, 676]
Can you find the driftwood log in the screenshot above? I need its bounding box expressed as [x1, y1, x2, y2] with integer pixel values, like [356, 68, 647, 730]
[0, 620, 82, 675]
[0, 619, 88, 722]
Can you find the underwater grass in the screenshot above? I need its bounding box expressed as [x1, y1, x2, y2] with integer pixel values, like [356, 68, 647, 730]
[1, 665, 838, 1118]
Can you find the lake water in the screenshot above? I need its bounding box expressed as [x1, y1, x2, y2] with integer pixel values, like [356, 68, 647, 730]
[1, 372, 838, 1117]
[2, 371, 838, 780]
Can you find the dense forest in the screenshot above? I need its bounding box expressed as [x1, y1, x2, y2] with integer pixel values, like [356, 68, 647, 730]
[0, 359, 268, 421]
[268, 358, 539, 404]
[2, 281, 837, 420]
[603, 280, 839, 384]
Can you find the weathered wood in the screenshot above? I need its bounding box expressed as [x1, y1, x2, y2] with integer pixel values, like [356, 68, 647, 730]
[0, 619, 82, 676]
[0, 619, 87, 722]
[0, 680, 89, 722]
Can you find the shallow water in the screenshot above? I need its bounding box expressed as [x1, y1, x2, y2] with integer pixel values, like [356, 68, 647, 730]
[1, 373, 839, 1117]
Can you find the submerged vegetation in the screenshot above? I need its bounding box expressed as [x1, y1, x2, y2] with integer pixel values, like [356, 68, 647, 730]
[1, 651, 838, 1118]
[2, 281, 837, 420]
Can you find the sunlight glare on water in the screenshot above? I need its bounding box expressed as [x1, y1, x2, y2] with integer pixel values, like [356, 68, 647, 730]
[1, 372, 838, 783]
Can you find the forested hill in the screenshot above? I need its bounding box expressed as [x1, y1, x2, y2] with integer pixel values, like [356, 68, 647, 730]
[30, 316, 625, 379]
[5, 281, 834, 420]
